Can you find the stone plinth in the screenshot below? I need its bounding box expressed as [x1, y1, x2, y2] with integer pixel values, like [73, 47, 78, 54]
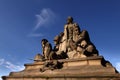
[2, 56, 120, 80]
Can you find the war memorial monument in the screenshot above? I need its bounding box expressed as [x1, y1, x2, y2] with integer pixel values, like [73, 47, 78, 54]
[2, 17, 120, 80]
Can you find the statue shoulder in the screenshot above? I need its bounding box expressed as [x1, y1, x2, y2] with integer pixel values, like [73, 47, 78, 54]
[73, 22, 79, 26]
[64, 24, 68, 29]
[45, 42, 51, 47]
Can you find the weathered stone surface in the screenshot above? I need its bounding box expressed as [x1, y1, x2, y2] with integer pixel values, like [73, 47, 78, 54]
[2, 17, 120, 80]
[2, 56, 120, 80]
[2, 72, 120, 80]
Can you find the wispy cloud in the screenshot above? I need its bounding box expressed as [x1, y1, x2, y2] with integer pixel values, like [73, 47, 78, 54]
[34, 8, 57, 30]
[28, 33, 43, 37]
[5, 61, 24, 71]
[28, 8, 57, 37]
[0, 59, 4, 65]
[0, 58, 24, 71]
[116, 62, 120, 72]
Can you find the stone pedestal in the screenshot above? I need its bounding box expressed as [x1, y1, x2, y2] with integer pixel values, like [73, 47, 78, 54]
[2, 56, 120, 80]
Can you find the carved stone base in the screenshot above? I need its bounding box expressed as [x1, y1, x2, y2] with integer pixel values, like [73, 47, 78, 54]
[2, 56, 120, 80]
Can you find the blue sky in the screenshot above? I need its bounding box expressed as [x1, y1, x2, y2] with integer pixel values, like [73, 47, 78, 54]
[0, 0, 120, 79]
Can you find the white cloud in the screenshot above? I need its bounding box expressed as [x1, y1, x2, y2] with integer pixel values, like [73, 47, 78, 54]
[116, 62, 120, 72]
[0, 58, 24, 80]
[0, 58, 24, 71]
[34, 8, 57, 30]
[28, 8, 57, 37]
[0, 59, 5, 65]
[28, 33, 43, 37]
[5, 61, 24, 71]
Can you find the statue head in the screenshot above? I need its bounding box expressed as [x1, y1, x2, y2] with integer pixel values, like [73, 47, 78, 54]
[74, 23, 80, 35]
[67, 16, 73, 24]
[34, 54, 43, 61]
[54, 35, 59, 45]
[41, 39, 48, 46]
[54, 32, 64, 45]
[59, 32, 64, 37]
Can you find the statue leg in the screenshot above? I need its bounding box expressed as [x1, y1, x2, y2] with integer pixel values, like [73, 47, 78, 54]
[49, 51, 57, 60]
[85, 45, 98, 56]
[81, 30, 90, 41]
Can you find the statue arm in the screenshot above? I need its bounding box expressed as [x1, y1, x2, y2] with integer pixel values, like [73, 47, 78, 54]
[62, 25, 68, 41]
[45, 43, 52, 55]
[42, 45, 44, 56]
